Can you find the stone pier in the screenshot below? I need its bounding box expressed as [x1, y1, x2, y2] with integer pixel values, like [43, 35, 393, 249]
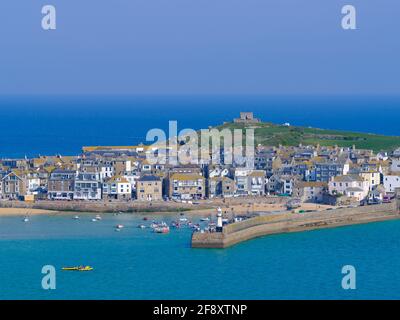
[192, 195, 400, 249]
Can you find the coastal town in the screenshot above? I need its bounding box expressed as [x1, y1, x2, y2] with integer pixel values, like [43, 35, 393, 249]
[0, 113, 400, 214]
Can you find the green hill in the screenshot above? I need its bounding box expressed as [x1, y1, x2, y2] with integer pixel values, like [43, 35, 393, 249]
[215, 122, 400, 152]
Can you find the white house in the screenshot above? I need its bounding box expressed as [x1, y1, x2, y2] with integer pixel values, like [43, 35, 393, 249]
[280, 175, 296, 195]
[102, 175, 132, 200]
[377, 152, 389, 161]
[383, 174, 400, 193]
[360, 171, 381, 190]
[99, 165, 114, 180]
[390, 158, 400, 173]
[123, 173, 141, 192]
[74, 172, 102, 200]
[234, 168, 266, 196]
[328, 174, 369, 201]
[25, 173, 41, 195]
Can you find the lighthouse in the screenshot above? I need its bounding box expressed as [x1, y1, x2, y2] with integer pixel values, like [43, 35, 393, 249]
[216, 207, 223, 232]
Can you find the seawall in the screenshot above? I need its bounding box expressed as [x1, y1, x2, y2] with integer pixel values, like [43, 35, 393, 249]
[192, 202, 400, 248]
[0, 200, 201, 213]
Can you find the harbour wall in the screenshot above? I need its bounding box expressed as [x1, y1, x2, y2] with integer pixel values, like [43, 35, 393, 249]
[0, 195, 286, 213]
[0, 200, 200, 213]
[191, 202, 400, 248]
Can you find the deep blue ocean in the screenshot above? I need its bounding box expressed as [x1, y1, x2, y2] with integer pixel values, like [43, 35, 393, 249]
[0, 95, 399, 158]
[1, 95, 400, 300]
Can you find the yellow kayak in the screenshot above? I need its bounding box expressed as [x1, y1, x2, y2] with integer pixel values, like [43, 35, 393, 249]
[62, 266, 93, 271]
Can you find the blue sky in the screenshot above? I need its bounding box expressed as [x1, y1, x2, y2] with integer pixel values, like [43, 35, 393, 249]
[0, 0, 398, 94]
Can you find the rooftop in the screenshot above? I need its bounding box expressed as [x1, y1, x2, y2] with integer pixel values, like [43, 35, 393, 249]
[139, 175, 161, 182]
[332, 174, 364, 182]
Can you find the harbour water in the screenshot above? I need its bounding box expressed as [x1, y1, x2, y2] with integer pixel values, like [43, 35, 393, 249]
[1, 213, 400, 300]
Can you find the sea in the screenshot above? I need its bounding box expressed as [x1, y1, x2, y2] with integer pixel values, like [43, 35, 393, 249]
[0, 94, 400, 158]
[0, 94, 400, 300]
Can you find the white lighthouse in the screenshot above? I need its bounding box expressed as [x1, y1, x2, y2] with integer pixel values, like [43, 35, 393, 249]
[216, 207, 223, 232]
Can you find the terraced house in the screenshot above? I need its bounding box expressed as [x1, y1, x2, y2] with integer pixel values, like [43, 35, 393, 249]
[293, 181, 327, 203]
[0, 171, 26, 200]
[22, 170, 41, 196]
[234, 168, 266, 196]
[169, 172, 205, 200]
[48, 169, 76, 200]
[313, 161, 350, 182]
[208, 176, 235, 198]
[102, 175, 132, 200]
[328, 174, 370, 202]
[74, 172, 102, 200]
[137, 175, 163, 201]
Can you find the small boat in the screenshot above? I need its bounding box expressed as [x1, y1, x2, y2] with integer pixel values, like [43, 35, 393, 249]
[153, 226, 170, 234]
[91, 218, 97, 222]
[138, 224, 146, 229]
[150, 222, 158, 229]
[95, 215, 102, 220]
[62, 266, 93, 271]
[200, 217, 210, 222]
[23, 217, 29, 222]
[170, 221, 181, 228]
[179, 217, 188, 222]
[191, 224, 201, 231]
[115, 224, 124, 229]
[73, 215, 79, 220]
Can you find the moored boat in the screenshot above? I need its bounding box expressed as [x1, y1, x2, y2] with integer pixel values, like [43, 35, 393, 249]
[170, 221, 181, 228]
[153, 226, 170, 234]
[62, 266, 93, 271]
[150, 222, 158, 229]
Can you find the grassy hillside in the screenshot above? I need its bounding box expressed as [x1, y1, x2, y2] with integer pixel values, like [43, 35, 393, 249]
[215, 122, 400, 152]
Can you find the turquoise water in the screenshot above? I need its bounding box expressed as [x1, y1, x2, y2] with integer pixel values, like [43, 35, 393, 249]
[1, 213, 400, 300]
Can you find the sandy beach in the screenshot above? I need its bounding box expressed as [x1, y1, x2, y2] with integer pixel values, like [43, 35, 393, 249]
[0, 208, 60, 216]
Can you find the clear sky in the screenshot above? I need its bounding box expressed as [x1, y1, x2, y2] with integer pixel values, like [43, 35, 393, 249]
[0, 0, 398, 94]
